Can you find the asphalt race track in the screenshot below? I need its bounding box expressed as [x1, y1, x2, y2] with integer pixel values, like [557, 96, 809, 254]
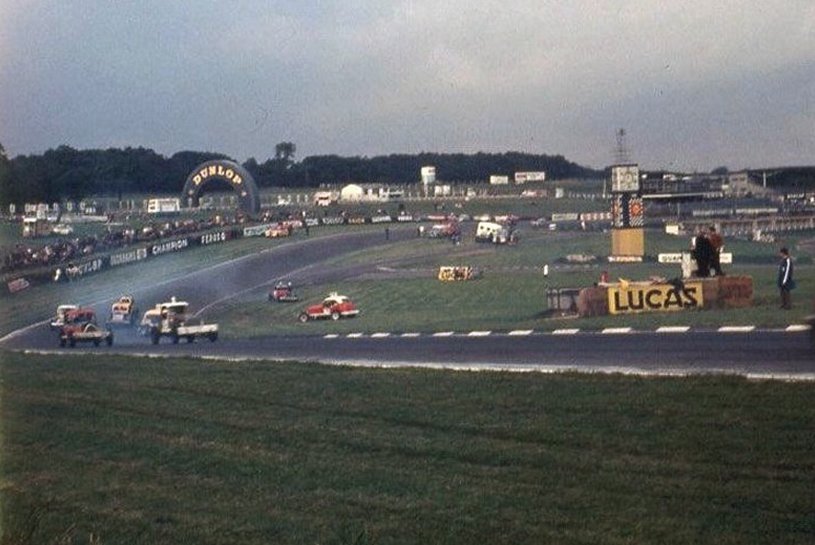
[3, 227, 813, 379]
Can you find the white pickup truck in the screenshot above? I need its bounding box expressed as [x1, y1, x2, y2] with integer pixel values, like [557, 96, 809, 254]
[143, 298, 219, 344]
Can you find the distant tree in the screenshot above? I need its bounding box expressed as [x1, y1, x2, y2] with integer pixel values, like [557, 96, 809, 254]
[711, 166, 729, 175]
[0, 145, 603, 204]
[243, 157, 259, 173]
[0, 142, 10, 207]
[275, 142, 296, 165]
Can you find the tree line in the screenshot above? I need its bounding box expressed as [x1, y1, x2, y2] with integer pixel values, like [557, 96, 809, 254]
[0, 142, 604, 207]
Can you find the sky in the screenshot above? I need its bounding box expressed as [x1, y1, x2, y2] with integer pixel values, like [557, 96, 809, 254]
[0, 1, 813, 172]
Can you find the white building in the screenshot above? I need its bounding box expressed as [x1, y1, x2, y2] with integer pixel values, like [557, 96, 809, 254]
[340, 184, 365, 202]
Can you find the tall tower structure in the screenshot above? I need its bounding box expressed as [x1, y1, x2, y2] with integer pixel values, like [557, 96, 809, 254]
[609, 129, 644, 259]
[613, 128, 630, 165]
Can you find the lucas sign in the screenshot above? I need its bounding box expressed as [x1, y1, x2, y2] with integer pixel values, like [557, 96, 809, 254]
[607, 282, 704, 314]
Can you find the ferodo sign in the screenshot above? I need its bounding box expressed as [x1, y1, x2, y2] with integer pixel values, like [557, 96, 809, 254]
[608, 282, 704, 314]
[200, 231, 228, 245]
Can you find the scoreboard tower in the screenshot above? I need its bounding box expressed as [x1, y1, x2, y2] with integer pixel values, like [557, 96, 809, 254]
[610, 164, 644, 258]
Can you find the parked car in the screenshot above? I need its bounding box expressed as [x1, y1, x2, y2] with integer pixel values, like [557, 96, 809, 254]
[298, 293, 359, 322]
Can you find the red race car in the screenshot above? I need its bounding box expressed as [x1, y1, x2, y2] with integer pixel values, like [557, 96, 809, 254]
[298, 293, 359, 322]
[268, 282, 299, 302]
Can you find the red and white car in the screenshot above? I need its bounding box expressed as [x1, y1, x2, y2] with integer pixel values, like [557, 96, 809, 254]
[298, 293, 359, 322]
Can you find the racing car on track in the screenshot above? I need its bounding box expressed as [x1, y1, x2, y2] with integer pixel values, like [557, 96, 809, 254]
[59, 308, 113, 348]
[107, 295, 139, 326]
[266, 223, 292, 238]
[50, 304, 79, 330]
[298, 293, 359, 322]
[268, 281, 299, 302]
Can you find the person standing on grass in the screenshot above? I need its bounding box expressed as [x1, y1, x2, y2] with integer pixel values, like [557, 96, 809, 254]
[707, 225, 725, 276]
[777, 247, 795, 310]
[691, 226, 713, 277]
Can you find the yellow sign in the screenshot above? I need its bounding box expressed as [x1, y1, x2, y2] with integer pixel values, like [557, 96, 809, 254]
[192, 163, 244, 187]
[438, 266, 476, 282]
[608, 282, 703, 314]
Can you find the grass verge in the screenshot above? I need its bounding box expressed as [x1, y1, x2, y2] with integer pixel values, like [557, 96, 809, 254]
[1, 352, 814, 544]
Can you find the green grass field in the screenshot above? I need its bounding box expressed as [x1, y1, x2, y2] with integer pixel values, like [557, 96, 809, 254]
[1, 352, 813, 544]
[215, 228, 814, 337]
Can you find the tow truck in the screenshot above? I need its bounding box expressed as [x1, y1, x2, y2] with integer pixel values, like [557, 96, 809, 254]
[143, 297, 219, 344]
[139, 297, 188, 336]
[107, 295, 139, 326]
[59, 308, 113, 348]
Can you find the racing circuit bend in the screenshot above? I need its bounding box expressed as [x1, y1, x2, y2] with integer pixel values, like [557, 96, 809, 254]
[4, 227, 813, 378]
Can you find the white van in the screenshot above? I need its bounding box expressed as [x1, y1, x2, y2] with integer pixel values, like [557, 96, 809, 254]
[475, 221, 510, 244]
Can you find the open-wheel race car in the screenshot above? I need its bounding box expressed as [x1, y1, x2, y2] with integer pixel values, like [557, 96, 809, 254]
[298, 293, 359, 323]
[59, 308, 113, 348]
[268, 281, 299, 302]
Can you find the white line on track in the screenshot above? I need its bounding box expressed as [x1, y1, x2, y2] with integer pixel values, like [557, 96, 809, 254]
[601, 327, 633, 334]
[468, 331, 492, 337]
[433, 332, 455, 337]
[370, 332, 391, 338]
[347, 333, 364, 338]
[401, 333, 421, 338]
[552, 329, 580, 335]
[786, 324, 811, 332]
[655, 326, 691, 333]
[508, 330, 533, 336]
[717, 326, 756, 333]
[323, 334, 339, 339]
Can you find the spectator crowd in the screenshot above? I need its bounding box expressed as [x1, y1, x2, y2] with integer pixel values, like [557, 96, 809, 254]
[2, 214, 256, 274]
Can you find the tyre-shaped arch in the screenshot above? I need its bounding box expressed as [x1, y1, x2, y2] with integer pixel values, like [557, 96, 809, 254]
[182, 160, 260, 215]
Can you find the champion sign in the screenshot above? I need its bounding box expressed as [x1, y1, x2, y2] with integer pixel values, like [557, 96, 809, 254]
[607, 282, 704, 314]
[151, 238, 189, 256]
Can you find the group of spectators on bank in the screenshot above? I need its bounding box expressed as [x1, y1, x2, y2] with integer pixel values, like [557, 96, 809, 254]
[1, 213, 254, 275]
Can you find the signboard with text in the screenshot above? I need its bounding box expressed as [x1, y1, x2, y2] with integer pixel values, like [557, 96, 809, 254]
[607, 282, 704, 314]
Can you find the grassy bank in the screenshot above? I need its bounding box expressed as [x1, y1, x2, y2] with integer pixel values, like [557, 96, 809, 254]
[1, 352, 814, 544]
